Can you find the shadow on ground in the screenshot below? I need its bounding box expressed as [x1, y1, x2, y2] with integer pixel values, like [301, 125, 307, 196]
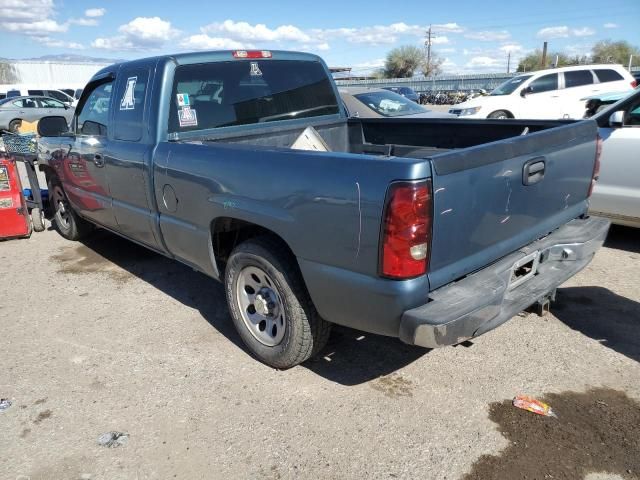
[604, 224, 640, 254]
[55, 231, 427, 385]
[554, 286, 640, 363]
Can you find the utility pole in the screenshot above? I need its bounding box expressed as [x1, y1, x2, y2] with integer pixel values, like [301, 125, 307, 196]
[541, 41, 548, 69]
[507, 51, 511, 73]
[425, 25, 435, 77]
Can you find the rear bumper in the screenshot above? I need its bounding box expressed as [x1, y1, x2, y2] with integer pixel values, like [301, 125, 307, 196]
[399, 216, 610, 348]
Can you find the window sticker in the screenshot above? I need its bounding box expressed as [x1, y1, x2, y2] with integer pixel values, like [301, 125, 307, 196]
[178, 106, 198, 127]
[177, 93, 190, 107]
[250, 62, 262, 76]
[0, 166, 9, 192]
[0, 197, 13, 209]
[120, 76, 137, 110]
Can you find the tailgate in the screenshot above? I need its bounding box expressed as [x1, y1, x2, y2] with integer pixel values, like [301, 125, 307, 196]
[427, 120, 598, 290]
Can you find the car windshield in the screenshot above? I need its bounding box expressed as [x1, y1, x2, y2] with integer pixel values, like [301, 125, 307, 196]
[353, 91, 426, 117]
[490, 75, 533, 96]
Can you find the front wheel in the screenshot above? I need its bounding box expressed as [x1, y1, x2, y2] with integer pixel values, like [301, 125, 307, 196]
[487, 110, 511, 119]
[224, 237, 331, 369]
[48, 179, 92, 240]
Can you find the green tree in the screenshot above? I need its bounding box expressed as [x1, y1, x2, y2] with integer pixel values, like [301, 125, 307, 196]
[383, 45, 427, 78]
[591, 40, 640, 65]
[517, 49, 575, 72]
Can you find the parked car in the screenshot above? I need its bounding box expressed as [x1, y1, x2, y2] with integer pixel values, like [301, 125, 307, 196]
[3, 87, 76, 106]
[0, 96, 73, 132]
[583, 87, 638, 117]
[340, 87, 453, 118]
[588, 88, 640, 227]
[381, 86, 420, 103]
[449, 64, 636, 119]
[36, 50, 608, 368]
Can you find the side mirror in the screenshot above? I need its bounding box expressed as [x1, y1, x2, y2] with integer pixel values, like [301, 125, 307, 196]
[520, 86, 533, 98]
[608, 110, 625, 128]
[37, 116, 72, 137]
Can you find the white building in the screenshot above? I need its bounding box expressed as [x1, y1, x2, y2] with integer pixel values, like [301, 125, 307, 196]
[0, 60, 112, 93]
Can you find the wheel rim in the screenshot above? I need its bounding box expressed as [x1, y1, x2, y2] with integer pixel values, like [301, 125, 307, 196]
[52, 186, 71, 229]
[235, 265, 286, 347]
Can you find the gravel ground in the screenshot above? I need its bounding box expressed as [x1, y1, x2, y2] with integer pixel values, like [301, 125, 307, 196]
[0, 224, 639, 480]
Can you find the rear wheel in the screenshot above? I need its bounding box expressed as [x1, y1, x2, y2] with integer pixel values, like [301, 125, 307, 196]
[48, 179, 92, 240]
[224, 237, 331, 369]
[487, 110, 511, 119]
[8, 119, 21, 133]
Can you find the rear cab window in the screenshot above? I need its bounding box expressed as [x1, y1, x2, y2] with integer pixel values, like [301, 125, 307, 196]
[564, 70, 595, 88]
[169, 59, 340, 133]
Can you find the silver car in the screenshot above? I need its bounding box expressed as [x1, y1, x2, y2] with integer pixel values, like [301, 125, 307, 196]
[590, 88, 640, 227]
[0, 96, 74, 133]
[339, 87, 453, 119]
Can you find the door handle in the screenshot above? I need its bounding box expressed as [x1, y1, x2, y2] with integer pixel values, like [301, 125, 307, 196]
[93, 153, 105, 167]
[523, 157, 545, 185]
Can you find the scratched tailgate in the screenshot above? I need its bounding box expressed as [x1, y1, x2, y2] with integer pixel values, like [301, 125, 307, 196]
[427, 120, 598, 290]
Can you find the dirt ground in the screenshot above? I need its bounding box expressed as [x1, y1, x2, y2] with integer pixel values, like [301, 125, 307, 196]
[1, 225, 639, 480]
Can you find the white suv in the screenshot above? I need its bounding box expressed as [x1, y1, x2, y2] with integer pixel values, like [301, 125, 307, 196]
[450, 64, 636, 120]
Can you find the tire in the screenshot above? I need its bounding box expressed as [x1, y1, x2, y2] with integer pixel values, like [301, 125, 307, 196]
[487, 110, 511, 119]
[8, 119, 22, 133]
[224, 236, 331, 369]
[47, 178, 92, 240]
[31, 207, 45, 232]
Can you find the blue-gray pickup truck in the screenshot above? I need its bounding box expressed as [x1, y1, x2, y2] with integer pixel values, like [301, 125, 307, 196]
[36, 50, 610, 368]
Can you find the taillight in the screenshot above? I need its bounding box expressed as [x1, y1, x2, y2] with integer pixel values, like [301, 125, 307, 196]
[587, 133, 603, 197]
[631, 80, 637, 88]
[380, 180, 433, 279]
[232, 50, 272, 59]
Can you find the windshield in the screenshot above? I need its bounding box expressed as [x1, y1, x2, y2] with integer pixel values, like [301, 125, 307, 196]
[169, 60, 340, 133]
[490, 75, 532, 96]
[353, 90, 426, 117]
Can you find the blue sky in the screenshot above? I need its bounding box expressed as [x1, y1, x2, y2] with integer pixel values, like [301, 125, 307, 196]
[2, 0, 640, 74]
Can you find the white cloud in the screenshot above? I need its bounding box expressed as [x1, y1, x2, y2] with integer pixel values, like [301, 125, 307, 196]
[467, 56, 503, 68]
[3, 19, 67, 35]
[464, 30, 510, 41]
[85, 8, 106, 18]
[179, 34, 247, 51]
[603, 22, 619, 29]
[316, 42, 330, 51]
[433, 23, 464, 33]
[203, 19, 311, 43]
[537, 25, 595, 39]
[573, 27, 595, 37]
[93, 16, 179, 51]
[0, 0, 55, 22]
[431, 36, 450, 45]
[500, 44, 523, 53]
[69, 17, 98, 26]
[33, 36, 84, 49]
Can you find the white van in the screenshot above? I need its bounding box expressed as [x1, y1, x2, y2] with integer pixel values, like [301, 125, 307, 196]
[450, 64, 636, 119]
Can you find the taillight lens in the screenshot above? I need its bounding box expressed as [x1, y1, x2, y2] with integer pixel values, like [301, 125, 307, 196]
[587, 133, 603, 197]
[631, 80, 637, 88]
[380, 180, 433, 279]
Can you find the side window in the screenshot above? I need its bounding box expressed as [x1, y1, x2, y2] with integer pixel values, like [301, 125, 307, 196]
[564, 70, 594, 88]
[47, 90, 70, 103]
[11, 100, 25, 108]
[624, 98, 640, 127]
[77, 81, 113, 137]
[38, 98, 65, 109]
[14, 99, 37, 108]
[594, 69, 624, 83]
[28, 90, 44, 96]
[528, 74, 558, 93]
[113, 69, 149, 142]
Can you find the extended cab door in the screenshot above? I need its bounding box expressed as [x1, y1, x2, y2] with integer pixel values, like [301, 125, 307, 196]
[106, 61, 162, 249]
[62, 79, 117, 229]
